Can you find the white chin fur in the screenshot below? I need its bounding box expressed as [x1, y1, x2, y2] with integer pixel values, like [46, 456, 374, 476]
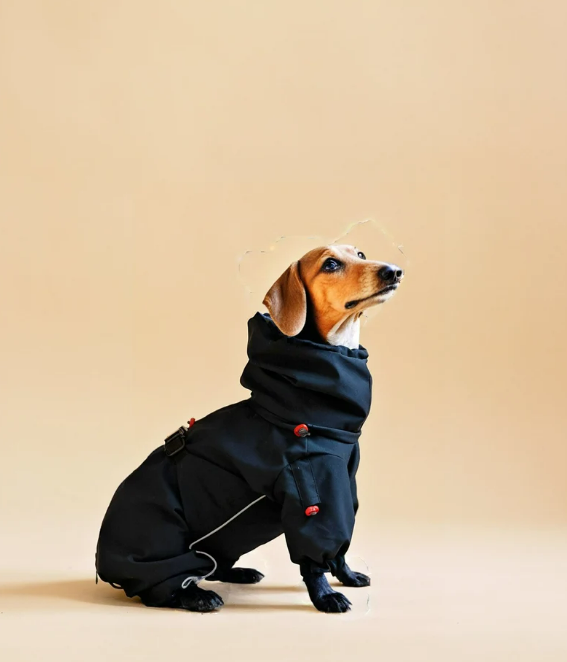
[376, 289, 396, 303]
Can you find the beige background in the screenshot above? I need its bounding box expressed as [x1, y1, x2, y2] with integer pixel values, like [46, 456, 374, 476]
[1, 1, 566, 660]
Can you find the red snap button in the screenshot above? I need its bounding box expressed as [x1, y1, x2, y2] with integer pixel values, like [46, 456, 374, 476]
[188, 418, 196, 427]
[305, 505, 319, 517]
[294, 423, 309, 437]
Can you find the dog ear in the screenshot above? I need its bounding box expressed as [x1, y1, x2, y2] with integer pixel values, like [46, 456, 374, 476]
[263, 261, 307, 336]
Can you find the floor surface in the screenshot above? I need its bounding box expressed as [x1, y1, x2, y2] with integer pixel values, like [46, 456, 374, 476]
[1, 526, 566, 661]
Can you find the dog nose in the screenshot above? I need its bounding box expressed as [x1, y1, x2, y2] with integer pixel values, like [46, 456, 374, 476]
[378, 265, 404, 283]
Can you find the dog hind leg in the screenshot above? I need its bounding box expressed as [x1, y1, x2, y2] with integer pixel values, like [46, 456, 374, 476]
[139, 583, 224, 612]
[209, 558, 265, 584]
[178, 583, 224, 612]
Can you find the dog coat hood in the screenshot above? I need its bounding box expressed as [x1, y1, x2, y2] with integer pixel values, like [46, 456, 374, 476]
[242, 312, 372, 435]
[96, 312, 373, 604]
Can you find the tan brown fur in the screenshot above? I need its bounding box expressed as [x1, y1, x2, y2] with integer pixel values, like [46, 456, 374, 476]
[263, 244, 403, 349]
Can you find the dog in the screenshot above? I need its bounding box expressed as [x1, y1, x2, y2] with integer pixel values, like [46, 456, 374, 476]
[95, 244, 403, 613]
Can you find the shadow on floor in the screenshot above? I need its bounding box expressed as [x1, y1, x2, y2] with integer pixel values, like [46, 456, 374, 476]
[0, 578, 315, 612]
[0, 578, 141, 608]
[242, 583, 305, 592]
[223, 602, 314, 612]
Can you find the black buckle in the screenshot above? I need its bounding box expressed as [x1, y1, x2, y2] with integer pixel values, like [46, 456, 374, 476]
[164, 426, 188, 457]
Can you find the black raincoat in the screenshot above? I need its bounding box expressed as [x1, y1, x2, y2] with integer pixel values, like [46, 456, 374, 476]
[95, 312, 372, 604]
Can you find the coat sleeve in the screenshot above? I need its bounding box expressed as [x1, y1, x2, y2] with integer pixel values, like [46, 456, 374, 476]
[273, 453, 355, 574]
[348, 442, 361, 516]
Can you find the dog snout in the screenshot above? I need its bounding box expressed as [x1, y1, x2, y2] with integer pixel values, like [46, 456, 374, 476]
[378, 265, 404, 284]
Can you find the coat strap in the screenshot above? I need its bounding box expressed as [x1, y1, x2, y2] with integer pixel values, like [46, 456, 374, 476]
[248, 401, 361, 444]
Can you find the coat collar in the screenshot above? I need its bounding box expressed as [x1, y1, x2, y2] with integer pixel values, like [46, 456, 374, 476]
[240, 313, 372, 439]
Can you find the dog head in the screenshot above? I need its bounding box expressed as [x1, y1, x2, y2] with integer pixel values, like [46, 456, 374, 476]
[263, 244, 403, 345]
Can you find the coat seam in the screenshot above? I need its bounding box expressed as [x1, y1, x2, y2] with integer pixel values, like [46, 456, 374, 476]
[307, 460, 320, 503]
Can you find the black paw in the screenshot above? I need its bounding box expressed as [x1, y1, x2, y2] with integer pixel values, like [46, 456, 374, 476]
[178, 586, 224, 612]
[313, 592, 352, 614]
[212, 567, 265, 584]
[337, 571, 371, 587]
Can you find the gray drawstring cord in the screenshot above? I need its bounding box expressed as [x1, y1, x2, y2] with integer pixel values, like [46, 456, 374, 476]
[181, 495, 266, 589]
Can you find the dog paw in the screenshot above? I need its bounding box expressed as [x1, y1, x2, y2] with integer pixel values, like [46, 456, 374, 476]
[179, 587, 224, 612]
[313, 592, 352, 614]
[213, 567, 265, 584]
[338, 571, 371, 587]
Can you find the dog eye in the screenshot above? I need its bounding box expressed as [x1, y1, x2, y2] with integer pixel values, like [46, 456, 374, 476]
[357, 251, 366, 260]
[322, 258, 342, 272]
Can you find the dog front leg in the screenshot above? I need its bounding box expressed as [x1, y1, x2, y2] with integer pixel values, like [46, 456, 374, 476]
[331, 555, 371, 587]
[300, 563, 352, 613]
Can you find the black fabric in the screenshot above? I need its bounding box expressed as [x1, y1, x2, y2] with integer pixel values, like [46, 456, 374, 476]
[95, 312, 373, 599]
